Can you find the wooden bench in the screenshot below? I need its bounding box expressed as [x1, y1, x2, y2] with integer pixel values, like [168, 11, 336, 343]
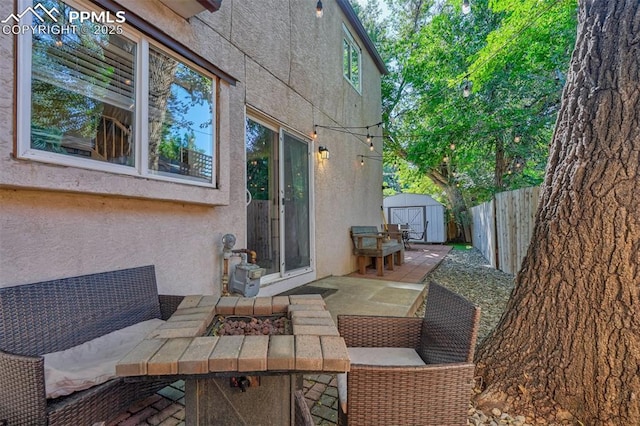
[350, 226, 404, 276]
[0, 266, 184, 426]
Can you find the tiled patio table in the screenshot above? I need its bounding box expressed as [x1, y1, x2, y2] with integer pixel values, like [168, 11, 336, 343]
[116, 294, 349, 426]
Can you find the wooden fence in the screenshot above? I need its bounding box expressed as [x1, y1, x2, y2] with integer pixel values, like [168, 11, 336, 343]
[470, 186, 541, 275]
[247, 200, 272, 265]
[470, 198, 497, 268]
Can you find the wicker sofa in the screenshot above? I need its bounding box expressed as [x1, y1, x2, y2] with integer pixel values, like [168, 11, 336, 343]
[0, 266, 184, 426]
[337, 282, 481, 426]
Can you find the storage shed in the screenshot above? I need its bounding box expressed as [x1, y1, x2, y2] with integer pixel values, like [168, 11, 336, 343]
[383, 193, 447, 243]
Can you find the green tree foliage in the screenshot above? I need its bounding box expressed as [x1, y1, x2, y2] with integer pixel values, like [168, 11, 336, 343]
[355, 0, 577, 214]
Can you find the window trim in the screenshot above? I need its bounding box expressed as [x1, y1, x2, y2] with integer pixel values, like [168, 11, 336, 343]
[16, 0, 218, 189]
[91, 0, 236, 85]
[342, 24, 362, 93]
[144, 41, 218, 186]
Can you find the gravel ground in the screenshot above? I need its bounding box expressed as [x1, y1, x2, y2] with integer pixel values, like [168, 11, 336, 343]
[414, 247, 535, 426]
[417, 246, 516, 343]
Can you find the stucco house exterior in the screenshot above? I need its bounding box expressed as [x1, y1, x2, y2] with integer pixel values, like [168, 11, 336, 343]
[0, 0, 387, 297]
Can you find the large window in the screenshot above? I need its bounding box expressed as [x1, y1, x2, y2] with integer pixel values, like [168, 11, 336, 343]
[342, 25, 361, 92]
[18, 0, 216, 186]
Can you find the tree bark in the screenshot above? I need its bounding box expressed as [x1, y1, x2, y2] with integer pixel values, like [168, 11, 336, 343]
[494, 134, 505, 190]
[428, 168, 471, 242]
[475, 1, 640, 424]
[148, 52, 179, 170]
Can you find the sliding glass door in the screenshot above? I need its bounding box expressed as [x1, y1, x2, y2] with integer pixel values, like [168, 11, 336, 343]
[282, 132, 310, 272]
[246, 117, 311, 281]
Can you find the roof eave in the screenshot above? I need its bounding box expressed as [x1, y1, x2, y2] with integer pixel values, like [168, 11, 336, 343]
[336, 0, 388, 75]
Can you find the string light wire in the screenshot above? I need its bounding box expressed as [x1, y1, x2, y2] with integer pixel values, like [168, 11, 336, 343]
[312, 0, 563, 162]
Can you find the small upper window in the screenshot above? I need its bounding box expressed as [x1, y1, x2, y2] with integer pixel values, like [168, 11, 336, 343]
[342, 25, 361, 92]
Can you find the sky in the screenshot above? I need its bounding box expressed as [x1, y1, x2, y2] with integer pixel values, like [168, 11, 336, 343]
[353, 0, 391, 19]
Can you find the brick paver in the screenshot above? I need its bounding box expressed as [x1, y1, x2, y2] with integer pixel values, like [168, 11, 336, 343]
[111, 375, 338, 426]
[111, 382, 186, 426]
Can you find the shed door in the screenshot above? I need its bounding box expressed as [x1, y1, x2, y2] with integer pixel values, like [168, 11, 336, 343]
[389, 207, 426, 241]
[424, 205, 446, 243]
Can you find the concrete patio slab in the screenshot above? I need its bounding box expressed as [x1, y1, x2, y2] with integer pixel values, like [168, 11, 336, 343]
[307, 276, 427, 321]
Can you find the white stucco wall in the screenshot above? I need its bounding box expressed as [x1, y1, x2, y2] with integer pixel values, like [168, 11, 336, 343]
[0, 0, 384, 294]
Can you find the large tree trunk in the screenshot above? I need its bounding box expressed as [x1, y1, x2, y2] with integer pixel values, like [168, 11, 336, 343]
[475, 1, 640, 424]
[428, 169, 471, 242]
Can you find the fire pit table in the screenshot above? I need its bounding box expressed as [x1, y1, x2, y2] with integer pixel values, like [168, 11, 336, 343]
[116, 294, 349, 426]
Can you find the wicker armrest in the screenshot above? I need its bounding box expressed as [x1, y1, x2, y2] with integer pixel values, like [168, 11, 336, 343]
[158, 294, 185, 321]
[337, 315, 422, 348]
[0, 350, 47, 425]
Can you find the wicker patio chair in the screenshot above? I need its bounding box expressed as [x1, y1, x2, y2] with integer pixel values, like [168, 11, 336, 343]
[337, 281, 481, 426]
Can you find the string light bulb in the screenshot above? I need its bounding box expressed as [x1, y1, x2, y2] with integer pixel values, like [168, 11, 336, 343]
[360, 156, 365, 166]
[462, 0, 471, 15]
[514, 135, 521, 143]
[316, 0, 323, 18]
[462, 79, 471, 98]
[450, 143, 456, 150]
[369, 142, 374, 151]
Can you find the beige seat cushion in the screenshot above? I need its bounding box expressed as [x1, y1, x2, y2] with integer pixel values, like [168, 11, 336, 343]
[337, 347, 426, 414]
[44, 318, 165, 399]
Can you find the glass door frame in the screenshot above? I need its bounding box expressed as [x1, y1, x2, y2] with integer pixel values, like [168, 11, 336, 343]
[279, 129, 313, 278]
[245, 111, 315, 285]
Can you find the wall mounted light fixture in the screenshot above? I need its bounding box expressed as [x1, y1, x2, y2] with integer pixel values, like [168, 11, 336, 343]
[318, 146, 330, 159]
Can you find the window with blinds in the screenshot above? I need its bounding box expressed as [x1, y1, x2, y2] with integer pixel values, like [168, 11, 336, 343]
[30, 1, 136, 166]
[21, 0, 217, 186]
